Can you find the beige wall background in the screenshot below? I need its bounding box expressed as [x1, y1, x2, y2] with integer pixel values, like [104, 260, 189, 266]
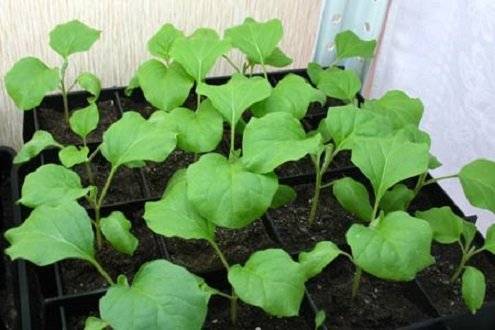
[0, 0, 323, 150]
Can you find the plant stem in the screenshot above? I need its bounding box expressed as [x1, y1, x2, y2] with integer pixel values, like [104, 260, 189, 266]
[229, 124, 236, 160]
[90, 259, 114, 285]
[351, 266, 362, 299]
[260, 61, 268, 80]
[423, 174, 458, 186]
[404, 172, 427, 211]
[308, 153, 322, 225]
[230, 291, 238, 325]
[450, 246, 482, 283]
[83, 138, 95, 186]
[94, 166, 117, 249]
[222, 55, 241, 73]
[196, 91, 201, 111]
[60, 59, 70, 124]
[370, 199, 379, 222]
[209, 240, 230, 271]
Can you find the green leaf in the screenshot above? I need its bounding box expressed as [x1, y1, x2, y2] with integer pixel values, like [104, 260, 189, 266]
[14, 130, 62, 164]
[170, 28, 231, 82]
[19, 164, 89, 208]
[147, 23, 184, 60]
[186, 153, 278, 229]
[137, 60, 194, 111]
[318, 104, 392, 149]
[346, 211, 434, 281]
[242, 112, 322, 173]
[351, 133, 430, 203]
[335, 30, 376, 60]
[379, 184, 415, 213]
[69, 102, 99, 139]
[317, 68, 361, 102]
[307, 62, 325, 86]
[363, 91, 424, 129]
[144, 170, 215, 241]
[49, 20, 101, 58]
[251, 73, 325, 119]
[197, 73, 271, 127]
[462, 220, 477, 248]
[462, 266, 486, 314]
[270, 184, 296, 208]
[100, 260, 211, 329]
[263, 47, 292, 67]
[315, 310, 326, 329]
[77, 72, 101, 102]
[100, 111, 176, 168]
[459, 159, 495, 213]
[332, 177, 372, 221]
[228, 249, 306, 317]
[429, 154, 442, 170]
[399, 124, 431, 146]
[101, 211, 138, 255]
[225, 17, 283, 65]
[5, 57, 59, 110]
[4, 202, 95, 265]
[165, 100, 223, 153]
[483, 224, 495, 254]
[298, 241, 341, 279]
[59, 145, 89, 168]
[84, 316, 108, 330]
[415, 207, 464, 244]
[124, 73, 140, 97]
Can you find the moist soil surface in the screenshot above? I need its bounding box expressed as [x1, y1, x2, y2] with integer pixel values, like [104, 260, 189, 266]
[37, 100, 120, 145]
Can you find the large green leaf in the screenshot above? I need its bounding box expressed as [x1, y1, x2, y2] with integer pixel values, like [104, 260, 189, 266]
[332, 177, 372, 221]
[459, 159, 495, 214]
[19, 164, 89, 208]
[5, 57, 59, 110]
[58, 145, 89, 168]
[137, 60, 194, 111]
[346, 211, 434, 281]
[77, 72, 101, 102]
[186, 153, 278, 229]
[49, 20, 101, 58]
[351, 133, 429, 203]
[251, 74, 325, 119]
[147, 23, 184, 61]
[242, 112, 322, 173]
[228, 249, 306, 317]
[462, 266, 486, 314]
[317, 67, 361, 102]
[144, 170, 215, 241]
[225, 17, 283, 65]
[415, 207, 464, 244]
[483, 224, 495, 254]
[335, 30, 376, 60]
[298, 241, 341, 279]
[100, 260, 211, 330]
[379, 184, 415, 213]
[100, 111, 176, 168]
[69, 102, 99, 140]
[363, 91, 424, 129]
[101, 211, 138, 256]
[170, 28, 231, 82]
[197, 73, 271, 126]
[13, 130, 62, 164]
[4, 202, 95, 265]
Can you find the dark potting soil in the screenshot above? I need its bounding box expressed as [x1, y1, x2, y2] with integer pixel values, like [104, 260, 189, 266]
[268, 183, 356, 252]
[118, 96, 156, 119]
[308, 257, 433, 329]
[37, 100, 120, 145]
[306, 97, 345, 118]
[60, 208, 161, 294]
[416, 243, 495, 316]
[166, 220, 278, 274]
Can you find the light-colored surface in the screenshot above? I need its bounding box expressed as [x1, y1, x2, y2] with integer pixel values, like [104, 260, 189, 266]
[368, 0, 495, 233]
[0, 0, 322, 149]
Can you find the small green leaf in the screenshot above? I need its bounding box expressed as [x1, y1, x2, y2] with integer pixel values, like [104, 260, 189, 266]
[346, 211, 434, 281]
[125, 73, 140, 97]
[5, 57, 59, 110]
[170, 28, 231, 82]
[137, 60, 194, 111]
[14, 130, 62, 164]
[399, 124, 431, 146]
[186, 153, 278, 229]
[429, 154, 442, 170]
[101, 211, 138, 255]
[225, 17, 283, 65]
[77, 72, 101, 102]
[19, 164, 89, 208]
[332, 177, 372, 221]
[197, 73, 271, 127]
[251, 73, 325, 119]
[84, 316, 108, 330]
[263, 47, 292, 67]
[5, 202, 95, 265]
[147, 23, 184, 60]
[459, 159, 495, 213]
[59, 145, 89, 168]
[379, 184, 415, 213]
[415, 207, 464, 244]
[100, 111, 176, 168]
[100, 260, 211, 329]
[315, 310, 326, 329]
[49, 20, 101, 58]
[271, 184, 297, 209]
[144, 170, 215, 241]
[69, 103, 99, 139]
[228, 249, 306, 317]
[483, 224, 495, 254]
[298, 241, 341, 279]
[307, 62, 325, 86]
[462, 220, 477, 248]
[335, 30, 376, 60]
[317, 67, 361, 102]
[242, 112, 322, 173]
[462, 266, 486, 314]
